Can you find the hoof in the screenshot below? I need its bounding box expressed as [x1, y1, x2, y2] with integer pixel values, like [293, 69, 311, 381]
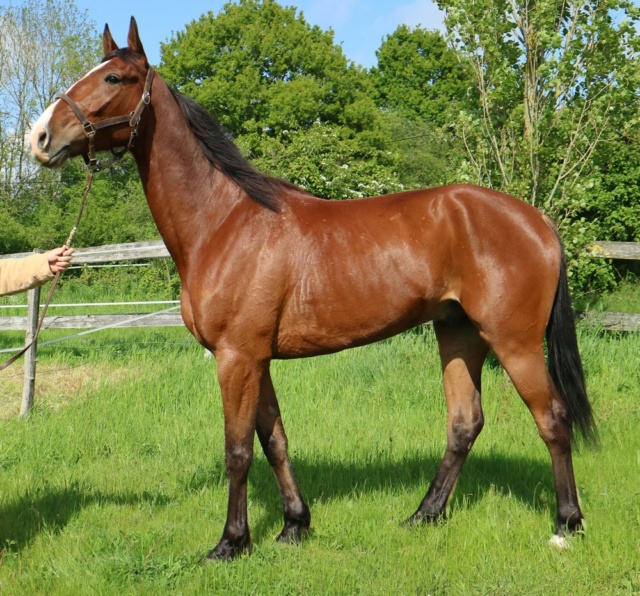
[276, 521, 308, 544]
[548, 534, 572, 550]
[206, 537, 250, 562]
[403, 511, 442, 527]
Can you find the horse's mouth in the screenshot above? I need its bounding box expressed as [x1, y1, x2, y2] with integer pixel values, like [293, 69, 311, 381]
[38, 146, 70, 168]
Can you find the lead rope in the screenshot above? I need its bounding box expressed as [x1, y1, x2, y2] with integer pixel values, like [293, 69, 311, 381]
[0, 170, 94, 372]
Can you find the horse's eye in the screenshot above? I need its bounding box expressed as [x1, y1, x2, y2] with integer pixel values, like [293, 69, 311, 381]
[105, 74, 121, 85]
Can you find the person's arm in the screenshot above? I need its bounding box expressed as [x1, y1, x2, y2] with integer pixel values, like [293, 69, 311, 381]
[0, 254, 53, 296]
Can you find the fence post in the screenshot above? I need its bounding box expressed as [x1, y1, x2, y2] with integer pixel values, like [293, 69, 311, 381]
[20, 259, 42, 418]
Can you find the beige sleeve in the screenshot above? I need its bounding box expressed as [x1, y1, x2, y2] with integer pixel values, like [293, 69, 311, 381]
[0, 254, 54, 296]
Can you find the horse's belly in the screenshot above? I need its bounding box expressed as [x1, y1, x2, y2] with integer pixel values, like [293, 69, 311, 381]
[274, 293, 434, 358]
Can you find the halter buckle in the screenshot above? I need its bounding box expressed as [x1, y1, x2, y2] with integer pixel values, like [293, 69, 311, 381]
[83, 153, 98, 169]
[82, 121, 96, 138]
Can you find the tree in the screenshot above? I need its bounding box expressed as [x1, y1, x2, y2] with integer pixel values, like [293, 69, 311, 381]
[160, 0, 379, 138]
[0, 0, 159, 255]
[371, 25, 469, 128]
[369, 26, 471, 189]
[248, 121, 403, 199]
[378, 114, 459, 189]
[26, 157, 157, 250]
[0, 0, 98, 216]
[438, 0, 640, 208]
[437, 0, 640, 291]
[159, 0, 400, 197]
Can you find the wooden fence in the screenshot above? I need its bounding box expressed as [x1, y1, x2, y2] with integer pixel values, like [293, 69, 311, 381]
[0, 240, 181, 332]
[1, 239, 639, 416]
[580, 241, 640, 331]
[0, 241, 180, 416]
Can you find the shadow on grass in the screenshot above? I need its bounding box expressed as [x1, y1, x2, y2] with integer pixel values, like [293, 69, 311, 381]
[0, 482, 172, 554]
[0, 451, 555, 555]
[187, 450, 556, 544]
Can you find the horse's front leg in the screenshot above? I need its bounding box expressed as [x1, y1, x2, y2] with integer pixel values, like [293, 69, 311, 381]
[207, 349, 263, 561]
[256, 369, 310, 543]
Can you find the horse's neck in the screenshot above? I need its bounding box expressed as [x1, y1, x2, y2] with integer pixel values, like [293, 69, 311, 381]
[131, 81, 238, 266]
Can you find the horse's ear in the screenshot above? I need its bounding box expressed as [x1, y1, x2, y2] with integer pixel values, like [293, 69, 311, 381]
[103, 24, 118, 56]
[127, 17, 147, 62]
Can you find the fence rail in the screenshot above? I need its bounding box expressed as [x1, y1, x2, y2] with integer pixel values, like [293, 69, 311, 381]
[578, 311, 640, 332]
[586, 241, 640, 331]
[0, 240, 170, 264]
[588, 242, 640, 260]
[1, 239, 639, 416]
[0, 311, 183, 332]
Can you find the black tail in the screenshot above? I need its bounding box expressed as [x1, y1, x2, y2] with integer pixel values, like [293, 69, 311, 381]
[546, 238, 598, 446]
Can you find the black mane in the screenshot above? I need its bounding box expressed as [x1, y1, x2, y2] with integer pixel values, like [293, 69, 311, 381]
[102, 49, 296, 210]
[170, 88, 304, 211]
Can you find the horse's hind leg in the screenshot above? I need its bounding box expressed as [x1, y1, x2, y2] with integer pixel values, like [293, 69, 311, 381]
[495, 347, 583, 545]
[255, 370, 311, 543]
[407, 317, 489, 524]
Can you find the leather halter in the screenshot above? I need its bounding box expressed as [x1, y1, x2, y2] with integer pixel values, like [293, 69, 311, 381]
[57, 66, 155, 169]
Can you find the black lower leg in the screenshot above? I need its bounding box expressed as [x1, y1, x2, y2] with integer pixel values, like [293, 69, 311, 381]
[207, 443, 253, 561]
[406, 449, 469, 525]
[257, 419, 310, 543]
[550, 444, 584, 537]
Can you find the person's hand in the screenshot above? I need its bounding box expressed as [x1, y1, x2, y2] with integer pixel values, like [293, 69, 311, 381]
[45, 246, 74, 274]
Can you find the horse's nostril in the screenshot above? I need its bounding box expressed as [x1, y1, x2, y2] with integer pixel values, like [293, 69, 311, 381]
[37, 129, 48, 151]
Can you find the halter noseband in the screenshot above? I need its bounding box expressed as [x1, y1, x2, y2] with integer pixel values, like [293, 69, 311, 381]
[57, 66, 155, 170]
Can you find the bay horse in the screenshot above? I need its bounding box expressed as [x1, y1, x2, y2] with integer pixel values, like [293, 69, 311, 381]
[29, 18, 596, 560]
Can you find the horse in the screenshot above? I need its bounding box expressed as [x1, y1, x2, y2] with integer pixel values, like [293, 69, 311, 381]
[29, 17, 596, 560]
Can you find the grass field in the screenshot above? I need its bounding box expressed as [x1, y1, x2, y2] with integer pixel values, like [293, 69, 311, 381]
[0, 314, 638, 593]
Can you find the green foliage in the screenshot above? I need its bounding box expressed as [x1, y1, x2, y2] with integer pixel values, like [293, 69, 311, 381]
[21, 158, 158, 251]
[65, 260, 181, 302]
[0, 207, 28, 254]
[371, 25, 469, 128]
[160, 0, 378, 140]
[590, 137, 640, 244]
[437, 0, 640, 293]
[368, 26, 470, 190]
[247, 121, 403, 199]
[379, 112, 461, 189]
[0, 0, 99, 217]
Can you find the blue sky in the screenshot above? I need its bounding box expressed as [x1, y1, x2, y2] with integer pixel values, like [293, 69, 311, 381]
[72, 0, 445, 68]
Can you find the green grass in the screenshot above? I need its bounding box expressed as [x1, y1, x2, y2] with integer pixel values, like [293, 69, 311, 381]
[576, 275, 640, 313]
[0, 324, 638, 594]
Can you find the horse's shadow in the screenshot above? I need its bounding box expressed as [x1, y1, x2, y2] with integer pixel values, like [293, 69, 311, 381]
[0, 483, 172, 553]
[0, 452, 554, 553]
[186, 450, 556, 542]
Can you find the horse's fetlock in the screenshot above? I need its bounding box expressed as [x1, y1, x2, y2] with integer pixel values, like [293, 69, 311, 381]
[286, 501, 311, 527]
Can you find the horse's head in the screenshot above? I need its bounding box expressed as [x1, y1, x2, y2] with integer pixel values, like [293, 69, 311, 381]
[30, 17, 153, 168]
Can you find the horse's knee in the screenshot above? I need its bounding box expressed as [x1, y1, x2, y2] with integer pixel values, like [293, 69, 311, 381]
[226, 443, 253, 478]
[264, 430, 291, 464]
